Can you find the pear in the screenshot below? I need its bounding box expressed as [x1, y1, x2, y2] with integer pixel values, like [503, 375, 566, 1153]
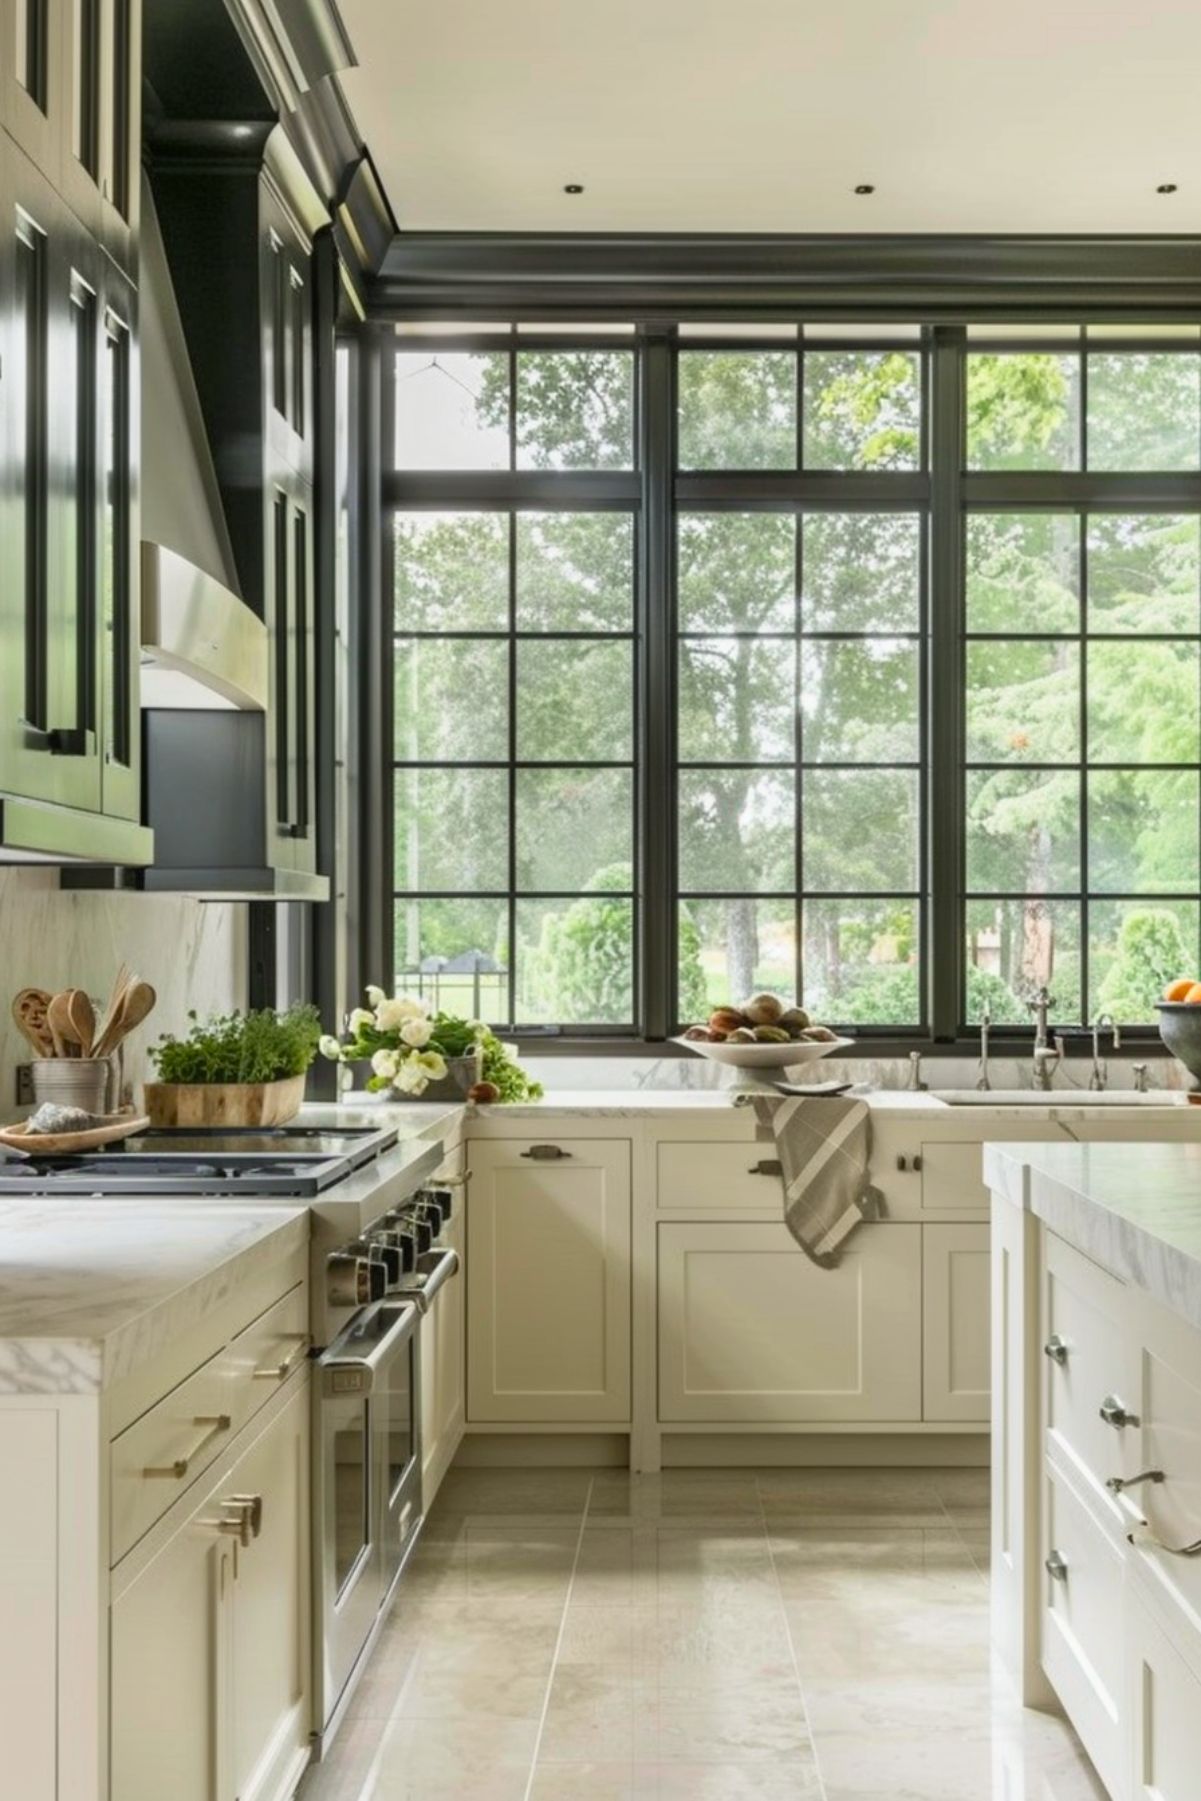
[742, 992, 785, 1025]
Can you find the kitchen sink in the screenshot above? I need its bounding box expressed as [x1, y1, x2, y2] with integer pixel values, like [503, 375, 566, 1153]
[930, 1089, 1187, 1107]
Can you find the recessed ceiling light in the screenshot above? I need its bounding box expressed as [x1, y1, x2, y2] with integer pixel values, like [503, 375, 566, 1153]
[563, 183, 584, 195]
[1157, 182, 1179, 194]
[853, 184, 876, 195]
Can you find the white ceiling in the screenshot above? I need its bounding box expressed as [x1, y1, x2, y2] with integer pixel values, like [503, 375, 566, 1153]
[338, 0, 1201, 235]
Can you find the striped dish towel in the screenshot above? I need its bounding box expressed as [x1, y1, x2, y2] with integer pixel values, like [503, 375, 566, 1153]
[750, 1093, 885, 1267]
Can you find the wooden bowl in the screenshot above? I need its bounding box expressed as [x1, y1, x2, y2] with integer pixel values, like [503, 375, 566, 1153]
[0, 1112, 150, 1157]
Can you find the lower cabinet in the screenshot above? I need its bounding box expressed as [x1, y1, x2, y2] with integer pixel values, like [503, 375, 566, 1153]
[657, 1221, 922, 1423]
[922, 1223, 991, 1423]
[109, 1380, 310, 1801]
[1127, 1589, 1201, 1801]
[421, 1203, 465, 1504]
[467, 1138, 632, 1423]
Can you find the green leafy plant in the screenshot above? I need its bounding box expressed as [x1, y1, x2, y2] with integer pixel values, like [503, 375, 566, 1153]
[150, 1005, 322, 1086]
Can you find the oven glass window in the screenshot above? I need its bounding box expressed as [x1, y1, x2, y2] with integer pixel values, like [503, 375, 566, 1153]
[330, 1392, 370, 1595]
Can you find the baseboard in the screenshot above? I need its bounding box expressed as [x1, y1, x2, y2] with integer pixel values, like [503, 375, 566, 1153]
[455, 1431, 629, 1467]
[661, 1432, 990, 1467]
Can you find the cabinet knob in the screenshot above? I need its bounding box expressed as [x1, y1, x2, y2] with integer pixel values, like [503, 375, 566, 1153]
[1043, 1335, 1069, 1365]
[748, 1159, 783, 1177]
[1099, 1394, 1140, 1430]
[1044, 1550, 1068, 1582]
[896, 1154, 922, 1172]
[520, 1144, 572, 1160]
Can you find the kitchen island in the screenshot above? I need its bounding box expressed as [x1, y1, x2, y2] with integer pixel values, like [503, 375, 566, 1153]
[987, 1138, 1201, 1800]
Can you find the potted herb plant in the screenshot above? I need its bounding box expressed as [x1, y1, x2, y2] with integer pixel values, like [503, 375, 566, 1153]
[145, 1004, 322, 1127]
[319, 987, 543, 1103]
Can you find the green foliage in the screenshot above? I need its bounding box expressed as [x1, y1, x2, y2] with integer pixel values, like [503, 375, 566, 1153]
[150, 1006, 321, 1086]
[677, 904, 710, 1022]
[1097, 910, 1190, 1021]
[525, 865, 634, 1025]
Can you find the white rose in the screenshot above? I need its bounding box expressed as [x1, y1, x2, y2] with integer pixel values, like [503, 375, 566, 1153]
[393, 1058, 429, 1096]
[396, 995, 431, 1020]
[415, 1050, 447, 1081]
[370, 1048, 399, 1079]
[399, 1017, 432, 1048]
[365, 984, 386, 1009]
[318, 1034, 343, 1061]
[374, 997, 409, 1031]
[347, 1007, 374, 1033]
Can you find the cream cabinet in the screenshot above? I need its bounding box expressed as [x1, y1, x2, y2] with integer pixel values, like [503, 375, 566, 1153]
[922, 1223, 991, 1423]
[421, 1202, 466, 1502]
[657, 1220, 921, 1423]
[1127, 1592, 1201, 1801]
[110, 1378, 310, 1801]
[467, 1137, 632, 1423]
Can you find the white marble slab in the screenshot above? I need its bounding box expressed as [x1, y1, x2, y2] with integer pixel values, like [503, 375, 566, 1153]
[0, 1201, 309, 1395]
[985, 1139, 1201, 1334]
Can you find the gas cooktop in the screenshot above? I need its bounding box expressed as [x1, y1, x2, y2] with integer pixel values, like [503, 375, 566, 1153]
[0, 1124, 400, 1197]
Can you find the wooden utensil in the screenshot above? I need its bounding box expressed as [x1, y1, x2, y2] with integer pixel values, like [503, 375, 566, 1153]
[46, 991, 76, 1058]
[10, 989, 53, 1057]
[66, 989, 96, 1058]
[93, 964, 133, 1063]
[95, 980, 156, 1058]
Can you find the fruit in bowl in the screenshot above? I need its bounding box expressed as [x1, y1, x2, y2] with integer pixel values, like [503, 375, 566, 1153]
[1158, 977, 1201, 1082]
[676, 998, 850, 1068]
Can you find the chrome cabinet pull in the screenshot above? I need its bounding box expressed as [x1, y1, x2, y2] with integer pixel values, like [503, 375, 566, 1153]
[206, 1494, 263, 1548]
[520, 1144, 572, 1160]
[748, 1159, 783, 1177]
[1128, 1524, 1201, 1559]
[895, 1154, 924, 1173]
[1044, 1336, 1069, 1366]
[1045, 1550, 1068, 1582]
[253, 1333, 310, 1381]
[1106, 1469, 1164, 1494]
[143, 1414, 232, 1480]
[1099, 1394, 1140, 1429]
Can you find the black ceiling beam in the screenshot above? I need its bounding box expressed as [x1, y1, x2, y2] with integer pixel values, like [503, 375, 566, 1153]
[368, 232, 1201, 322]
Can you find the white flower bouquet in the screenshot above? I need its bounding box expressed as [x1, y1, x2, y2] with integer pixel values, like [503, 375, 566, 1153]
[319, 988, 543, 1103]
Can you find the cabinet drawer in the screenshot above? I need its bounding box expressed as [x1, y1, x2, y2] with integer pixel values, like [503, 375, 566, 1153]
[1125, 1307, 1201, 1644]
[111, 1349, 235, 1565]
[226, 1282, 309, 1433]
[1041, 1464, 1126, 1800]
[1043, 1234, 1134, 1506]
[657, 1140, 780, 1210]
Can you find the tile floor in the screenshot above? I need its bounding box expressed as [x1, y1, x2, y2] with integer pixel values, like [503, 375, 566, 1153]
[298, 1466, 1107, 1801]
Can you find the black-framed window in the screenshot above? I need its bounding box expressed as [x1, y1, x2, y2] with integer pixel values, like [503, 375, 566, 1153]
[383, 323, 1201, 1040]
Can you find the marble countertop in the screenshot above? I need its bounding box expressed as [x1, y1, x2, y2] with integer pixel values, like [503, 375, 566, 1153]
[985, 1140, 1201, 1334]
[0, 1201, 309, 1395]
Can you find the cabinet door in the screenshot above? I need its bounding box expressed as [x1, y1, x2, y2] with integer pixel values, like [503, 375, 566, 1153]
[467, 1139, 632, 1423]
[923, 1223, 991, 1423]
[421, 1206, 465, 1505]
[98, 267, 140, 821]
[265, 480, 316, 875]
[229, 1383, 311, 1801]
[0, 0, 65, 181]
[1127, 1589, 1201, 1801]
[657, 1221, 921, 1423]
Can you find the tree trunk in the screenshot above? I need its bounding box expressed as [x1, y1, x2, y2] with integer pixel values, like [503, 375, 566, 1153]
[724, 898, 758, 1003]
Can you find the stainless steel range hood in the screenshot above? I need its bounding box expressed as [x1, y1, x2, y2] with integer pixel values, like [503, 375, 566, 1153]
[140, 542, 268, 711]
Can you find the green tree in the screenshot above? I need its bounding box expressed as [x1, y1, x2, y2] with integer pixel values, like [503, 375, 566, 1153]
[1097, 910, 1189, 1021]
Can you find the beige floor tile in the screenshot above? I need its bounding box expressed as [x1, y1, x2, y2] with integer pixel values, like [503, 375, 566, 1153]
[530, 1759, 824, 1799]
[588, 1470, 764, 1526]
[537, 1664, 648, 1763]
[757, 1468, 948, 1527]
[428, 1466, 595, 1518]
[768, 1525, 982, 1588]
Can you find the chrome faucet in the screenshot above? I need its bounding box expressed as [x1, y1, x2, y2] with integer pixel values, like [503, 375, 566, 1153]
[1028, 986, 1060, 1091]
[975, 1007, 992, 1092]
[905, 1049, 927, 1092]
[1089, 1014, 1121, 1091]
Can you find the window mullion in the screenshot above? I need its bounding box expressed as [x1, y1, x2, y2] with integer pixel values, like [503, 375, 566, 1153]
[639, 328, 675, 1038]
[930, 327, 966, 1039]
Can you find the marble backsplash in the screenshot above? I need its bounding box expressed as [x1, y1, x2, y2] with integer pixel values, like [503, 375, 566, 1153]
[0, 870, 246, 1109]
[518, 1050, 1192, 1094]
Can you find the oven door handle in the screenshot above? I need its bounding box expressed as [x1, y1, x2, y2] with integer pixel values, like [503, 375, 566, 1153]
[395, 1247, 460, 1315]
[319, 1301, 418, 1396]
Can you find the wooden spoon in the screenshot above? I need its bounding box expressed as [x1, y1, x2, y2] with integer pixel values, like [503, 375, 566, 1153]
[67, 989, 96, 1059]
[10, 989, 53, 1058]
[96, 981, 156, 1058]
[94, 965, 133, 1061]
[46, 991, 76, 1058]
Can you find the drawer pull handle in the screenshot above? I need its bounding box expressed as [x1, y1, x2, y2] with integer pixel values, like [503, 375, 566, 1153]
[1128, 1524, 1201, 1559]
[895, 1155, 923, 1173]
[253, 1333, 311, 1381]
[748, 1159, 783, 1177]
[520, 1144, 572, 1160]
[1099, 1395, 1140, 1430]
[1044, 1336, 1069, 1365]
[1106, 1469, 1164, 1495]
[206, 1493, 263, 1548]
[143, 1414, 231, 1480]
[1045, 1550, 1068, 1582]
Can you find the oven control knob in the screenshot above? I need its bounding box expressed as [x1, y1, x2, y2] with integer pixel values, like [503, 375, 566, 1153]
[367, 1258, 387, 1302]
[397, 1210, 434, 1255]
[379, 1217, 420, 1272]
[426, 1188, 453, 1225]
[366, 1234, 403, 1286]
[326, 1253, 376, 1308]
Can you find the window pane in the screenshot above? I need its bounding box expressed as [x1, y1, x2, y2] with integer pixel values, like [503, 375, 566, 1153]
[1088, 770, 1200, 894]
[516, 767, 632, 891]
[394, 638, 508, 761]
[677, 351, 796, 470]
[1087, 641, 1200, 763]
[1088, 901, 1200, 1022]
[964, 899, 1081, 1024]
[965, 641, 1080, 764]
[966, 769, 1080, 895]
[966, 354, 1080, 471]
[803, 769, 919, 892]
[965, 514, 1079, 634]
[802, 899, 921, 1025]
[801, 640, 920, 764]
[393, 897, 510, 1023]
[678, 513, 796, 633]
[801, 513, 921, 632]
[394, 767, 508, 890]
[678, 639, 796, 764]
[394, 351, 509, 469]
[802, 351, 921, 471]
[516, 513, 633, 631]
[516, 893, 633, 1024]
[1086, 514, 1200, 635]
[1087, 354, 1201, 471]
[516, 351, 634, 470]
[516, 639, 633, 762]
[395, 512, 509, 631]
[678, 769, 794, 892]
[679, 899, 796, 1021]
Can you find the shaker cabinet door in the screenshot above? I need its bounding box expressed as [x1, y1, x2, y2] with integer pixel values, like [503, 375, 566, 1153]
[922, 1224, 991, 1423]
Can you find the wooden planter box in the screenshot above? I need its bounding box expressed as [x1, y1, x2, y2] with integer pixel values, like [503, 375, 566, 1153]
[143, 1072, 307, 1128]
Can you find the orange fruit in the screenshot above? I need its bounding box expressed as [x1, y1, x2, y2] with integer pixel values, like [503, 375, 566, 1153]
[1164, 978, 1196, 1002]
[1185, 984, 1201, 1004]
